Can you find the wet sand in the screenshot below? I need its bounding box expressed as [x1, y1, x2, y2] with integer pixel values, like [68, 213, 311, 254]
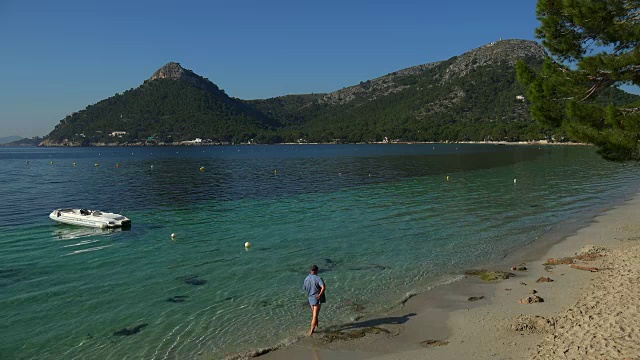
[252, 193, 640, 360]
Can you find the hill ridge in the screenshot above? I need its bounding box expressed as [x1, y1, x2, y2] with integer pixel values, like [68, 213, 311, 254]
[40, 39, 636, 146]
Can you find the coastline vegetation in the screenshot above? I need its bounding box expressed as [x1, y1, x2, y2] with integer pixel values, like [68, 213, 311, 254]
[517, 0, 640, 161]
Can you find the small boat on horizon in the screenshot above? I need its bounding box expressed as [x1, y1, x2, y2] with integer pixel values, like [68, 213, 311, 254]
[49, 208, 131, 229]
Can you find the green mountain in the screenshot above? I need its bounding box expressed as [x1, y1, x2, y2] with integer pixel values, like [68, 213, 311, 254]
[41, 62, 278, 146]
[40, 39, 639, 146]
[249, 39, 549, 143]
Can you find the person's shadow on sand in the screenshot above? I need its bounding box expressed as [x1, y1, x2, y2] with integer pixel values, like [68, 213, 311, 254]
[332, 313, 416, 331]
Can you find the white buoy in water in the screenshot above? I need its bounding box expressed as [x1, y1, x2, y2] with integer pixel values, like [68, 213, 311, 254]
[171, 233, 176, 239]
[244, 241, 251, 248]
[514, 178, 517, 184]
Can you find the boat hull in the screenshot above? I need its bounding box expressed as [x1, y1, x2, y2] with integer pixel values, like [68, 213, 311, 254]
[49, 209, 131, 229]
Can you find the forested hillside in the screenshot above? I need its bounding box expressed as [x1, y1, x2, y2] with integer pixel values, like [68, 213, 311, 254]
[40, 40, 639, 146]
[41, 63, 279, 145]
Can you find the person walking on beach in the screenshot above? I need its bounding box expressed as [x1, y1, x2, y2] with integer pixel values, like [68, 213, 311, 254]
[303, 264, 326, 336]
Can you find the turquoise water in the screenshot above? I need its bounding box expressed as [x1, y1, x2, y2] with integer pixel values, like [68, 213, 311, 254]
[1, 144, 639, 359]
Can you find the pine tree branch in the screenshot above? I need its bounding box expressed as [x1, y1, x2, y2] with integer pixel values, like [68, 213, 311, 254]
[580, 83, 601, 101]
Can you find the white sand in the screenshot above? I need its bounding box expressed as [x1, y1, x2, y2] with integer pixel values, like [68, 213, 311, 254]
[532, 244, 640, 359]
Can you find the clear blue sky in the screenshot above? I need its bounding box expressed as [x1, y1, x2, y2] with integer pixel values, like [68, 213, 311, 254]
[0, 0, 541, 138]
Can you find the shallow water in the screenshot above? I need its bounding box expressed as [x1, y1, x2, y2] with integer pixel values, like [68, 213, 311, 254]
[1, 144, 638, 359]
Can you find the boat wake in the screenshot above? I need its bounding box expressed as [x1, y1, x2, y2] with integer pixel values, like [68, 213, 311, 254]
[62, 239, 101, 247]
[62, 244, 113, 256]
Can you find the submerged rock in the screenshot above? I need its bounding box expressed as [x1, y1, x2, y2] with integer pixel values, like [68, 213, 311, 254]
[347, 264, 387, 271]
[0, 267, 24, 280]
[464, 269, 515, 282]
[322, 258, 338, 270]
[113, 323, 148, 336]
[337, 299, 366, 312]
[186, 278, 207, 285]
[322, 327, 390, 343]
[0, 267, 29, 287]
[468, 296, 485, 302]
[420, 339, 449, 347]
[167, 295, 189, 303]
[536, 276, 554, 283]
[179, 275, 207, 286]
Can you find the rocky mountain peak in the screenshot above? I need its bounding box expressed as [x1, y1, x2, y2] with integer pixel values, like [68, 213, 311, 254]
[442, 39, 545, 81]
[147, 62, 224, 94]
[318, 39, 545, 106]
[149, 62, 192, 81]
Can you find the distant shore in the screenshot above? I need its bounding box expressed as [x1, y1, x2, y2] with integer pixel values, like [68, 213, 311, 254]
[21, 139, 592, 147]
[367, 140, 591, 146]
[255, 189, 640, 360]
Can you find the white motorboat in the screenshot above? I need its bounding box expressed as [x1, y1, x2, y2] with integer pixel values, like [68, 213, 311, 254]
[49, 208, 131, 228]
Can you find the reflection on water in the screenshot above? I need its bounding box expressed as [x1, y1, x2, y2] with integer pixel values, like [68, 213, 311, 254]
[53, 225, 124, 241]
[52, 225, 129, 256]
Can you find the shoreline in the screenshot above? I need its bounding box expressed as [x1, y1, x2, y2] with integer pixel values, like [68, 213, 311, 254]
[13, 140, 591, 147]
[254, 190, 640, 360]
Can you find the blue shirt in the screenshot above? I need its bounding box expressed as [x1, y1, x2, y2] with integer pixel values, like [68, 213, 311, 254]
[303, 274, 324, 297]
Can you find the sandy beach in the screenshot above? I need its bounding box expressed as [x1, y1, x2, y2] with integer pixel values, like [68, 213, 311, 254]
[254, 193, 640, 360]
